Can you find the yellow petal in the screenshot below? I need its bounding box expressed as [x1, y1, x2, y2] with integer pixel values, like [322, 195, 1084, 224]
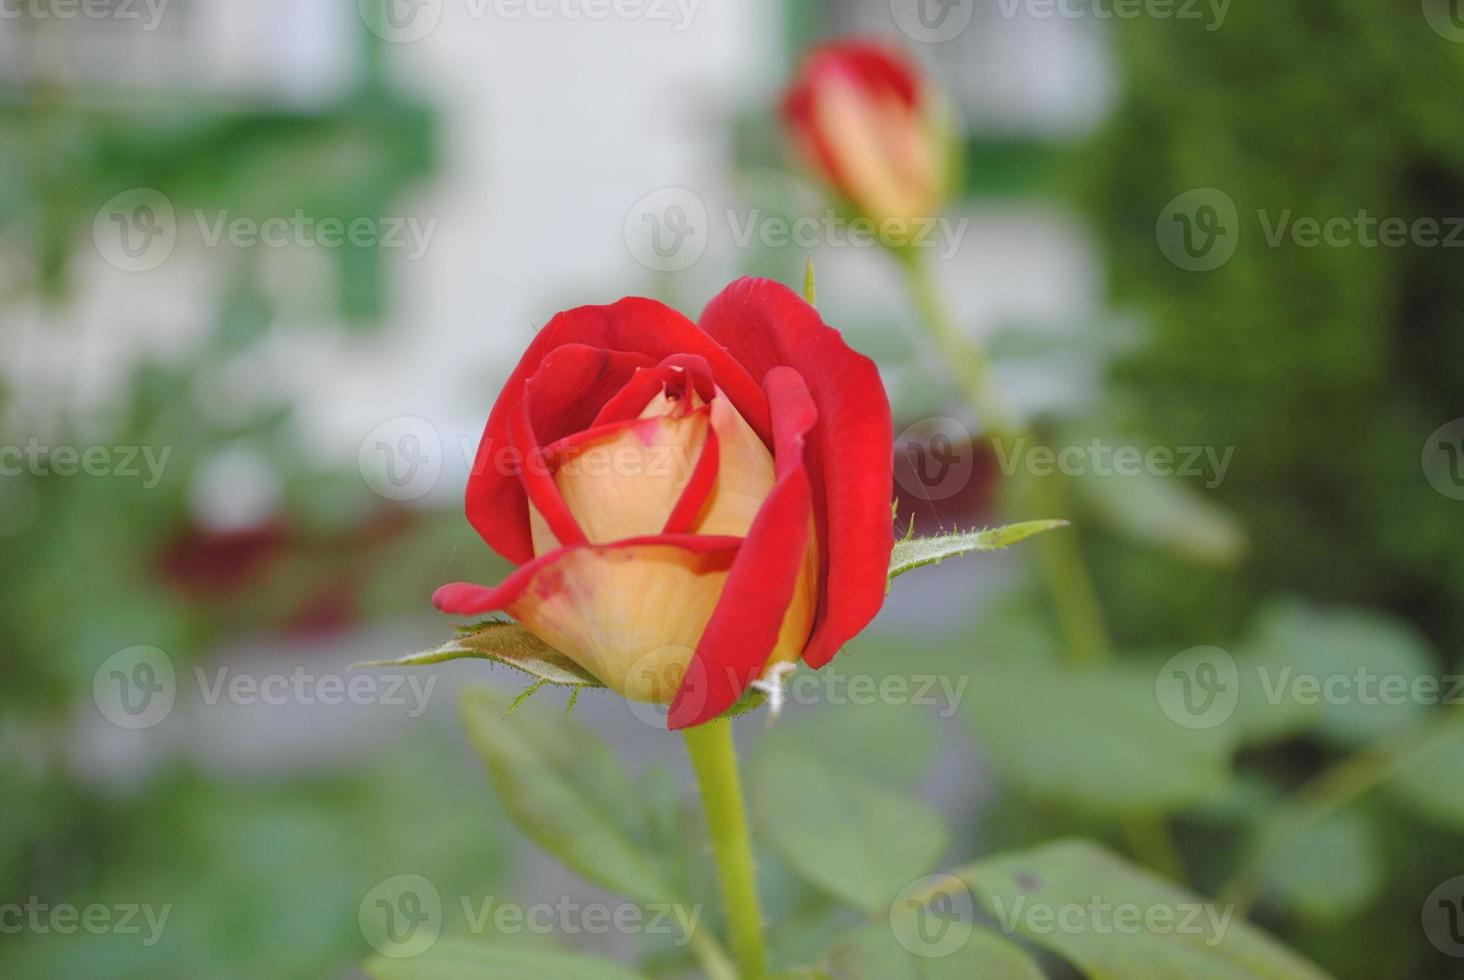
[507, 542, 735, 702]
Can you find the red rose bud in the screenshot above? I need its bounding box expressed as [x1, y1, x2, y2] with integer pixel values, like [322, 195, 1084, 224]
[433, 278, 894, 729]
[782, 40, 956, 231]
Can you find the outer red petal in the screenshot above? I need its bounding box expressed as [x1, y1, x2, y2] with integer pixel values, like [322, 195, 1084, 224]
[467, 299, 772, 565]
[698, 278, 893, 669]
[667, 366, 818, 730]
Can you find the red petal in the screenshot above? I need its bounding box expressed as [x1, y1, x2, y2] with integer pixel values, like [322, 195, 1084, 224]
[698, 278, 893, 669]
[667, 367, 818, 730]
[467, 301, 770, 565]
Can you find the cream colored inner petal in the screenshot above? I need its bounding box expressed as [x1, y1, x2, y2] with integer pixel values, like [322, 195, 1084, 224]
[692, 389, 777, 537]
[552, 409, 709, 546]
[507, 544, 731, 703]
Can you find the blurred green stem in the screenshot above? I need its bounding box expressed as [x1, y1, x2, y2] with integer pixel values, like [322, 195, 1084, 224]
[1218, 720, 1438, 914]
[684, 719, 766, 980]
[898, 248, 1109, 666]
[899, 249, 1188, 878]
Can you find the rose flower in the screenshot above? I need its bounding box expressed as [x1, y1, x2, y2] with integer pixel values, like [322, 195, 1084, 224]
[434, 278, 893, 729]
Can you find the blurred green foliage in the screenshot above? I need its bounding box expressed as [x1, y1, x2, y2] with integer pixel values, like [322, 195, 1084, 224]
[1071, 3, 1464, 655]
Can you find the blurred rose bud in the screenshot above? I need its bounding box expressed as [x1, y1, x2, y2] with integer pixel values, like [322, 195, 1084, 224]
[434, 278, 893, 729]
[782, 40, 956, 232]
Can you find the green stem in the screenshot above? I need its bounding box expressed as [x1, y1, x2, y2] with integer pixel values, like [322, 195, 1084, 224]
[899, 248, 1110, 666]
[684, 719, 766, 980]
[1217, 722, 1434, 914]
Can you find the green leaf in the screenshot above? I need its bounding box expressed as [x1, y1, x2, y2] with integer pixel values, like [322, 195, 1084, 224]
[751, 749, 947, 914]
[1252, 809, 1382, 923]
[888, 520, 1069, 580]
[365, 937, 646, 980]
[1388, 717, 1464, 832]
[460, 690, 678, 906]
[962, 840, 1334, 979]
[359, 621, 602, 689]
[1074, 463, 1248, 567]
[1242, 601, 1436, 748]
[963, 662, 1233, 813]
[821, 922, 1043, 980]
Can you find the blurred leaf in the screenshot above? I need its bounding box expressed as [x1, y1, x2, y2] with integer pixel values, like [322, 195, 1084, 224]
[1242, 601, 1436, 748]
[963, 840, 1333, 979]
[365, 937, 646, 980]
[1253, 809, 1382, 923]
[1075, 465, 1247, 567]
[820, 922, 1042, 980]
[1387, 717, 1464, 833]
[758, 701, 941, 792]
[963, 662, 1233, 813]
[751, 749, 947, 914]
[361, 622, 601, 689]
[888, 521, 1070, 580]
[460, 690, 677, 906]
